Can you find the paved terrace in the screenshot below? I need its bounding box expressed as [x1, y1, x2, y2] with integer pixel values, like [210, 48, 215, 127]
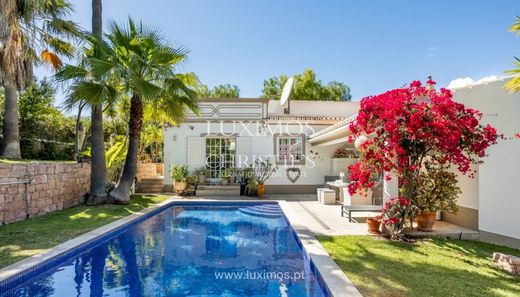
[175, 194, 479, 239]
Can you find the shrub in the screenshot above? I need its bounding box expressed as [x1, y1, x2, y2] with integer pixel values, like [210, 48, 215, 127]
[170, 164, 188, 182]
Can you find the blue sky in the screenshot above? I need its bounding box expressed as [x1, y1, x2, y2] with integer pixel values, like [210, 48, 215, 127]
[36, 0, 520, 101]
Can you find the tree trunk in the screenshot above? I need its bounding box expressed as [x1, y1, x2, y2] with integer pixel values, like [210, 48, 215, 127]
[88, 104, 108, 205]
[86, 0, 108, 205]
[0, 84, 21, 158]
[110, 94, 143, 204]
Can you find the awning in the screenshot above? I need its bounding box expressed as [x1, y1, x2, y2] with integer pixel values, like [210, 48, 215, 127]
[308, 114, 357, 147]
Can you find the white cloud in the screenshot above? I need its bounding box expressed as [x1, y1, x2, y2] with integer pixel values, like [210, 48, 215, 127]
[447, 75, 502, 89]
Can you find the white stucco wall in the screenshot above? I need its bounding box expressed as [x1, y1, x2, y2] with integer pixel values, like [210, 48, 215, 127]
[451, 78, 520, 239]
[164, 121, 338, 186]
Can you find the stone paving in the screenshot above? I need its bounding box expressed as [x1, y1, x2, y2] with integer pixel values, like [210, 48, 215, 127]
[178, 194, 480, 238]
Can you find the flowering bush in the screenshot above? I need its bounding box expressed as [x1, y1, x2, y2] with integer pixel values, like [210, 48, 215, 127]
[379, 197, 410, 238]
[348, 80, 498, 235]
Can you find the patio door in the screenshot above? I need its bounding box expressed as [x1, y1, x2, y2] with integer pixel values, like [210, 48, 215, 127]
[205, 138, 236, 178]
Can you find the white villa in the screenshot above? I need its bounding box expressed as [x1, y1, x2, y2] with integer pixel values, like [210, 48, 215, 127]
[163, 76, 520, 249]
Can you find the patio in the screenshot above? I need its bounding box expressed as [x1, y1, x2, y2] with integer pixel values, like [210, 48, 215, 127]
[186, 194, 479, 239]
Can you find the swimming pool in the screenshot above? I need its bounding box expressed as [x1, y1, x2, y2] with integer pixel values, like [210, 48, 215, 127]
[0, 202, 330, 297]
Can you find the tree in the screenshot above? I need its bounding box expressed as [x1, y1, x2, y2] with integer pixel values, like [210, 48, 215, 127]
[261, 69, 352, 101]
[0, 0, 78, 158]
[89, 0, 109, 204]
[0, 79, 76, 160]
[100, 18, 198, 203]
[505, 16, 520, 93]
[197, 84, 240, 98]
[347, 80, 497, 237]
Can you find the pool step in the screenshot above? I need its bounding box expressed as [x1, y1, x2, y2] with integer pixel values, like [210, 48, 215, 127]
[240, 204, 282, 218]
[196, 184, 240, 196]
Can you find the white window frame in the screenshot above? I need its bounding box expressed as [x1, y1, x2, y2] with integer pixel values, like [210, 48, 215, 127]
[274, 134, 305, 165]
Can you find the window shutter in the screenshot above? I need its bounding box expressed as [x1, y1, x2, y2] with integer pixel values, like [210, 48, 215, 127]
[236, 137, 252, 167]
[187, 136, 205, 170]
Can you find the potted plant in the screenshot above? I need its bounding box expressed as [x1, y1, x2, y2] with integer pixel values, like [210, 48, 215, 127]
[194, 167, 209, 184]
[185, 174, 198, 196]
[239, 167, 254, 196]
[413, 165, 460, 231]
[220, 170, 230, 185]
[170, 164, 188, 193]
[253, 159, 277, 197]
[246, 179, 259, 196]
[226, 167, 238, 184]
[367, 215, 381, 234]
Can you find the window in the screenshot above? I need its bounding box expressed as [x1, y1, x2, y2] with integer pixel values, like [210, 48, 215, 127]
[275, 135, 305, 165]
[205, 138, 236, 178]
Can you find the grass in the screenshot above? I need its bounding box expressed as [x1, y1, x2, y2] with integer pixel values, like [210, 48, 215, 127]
[0, 194, 170, 269]
[0, 158, 77, 164]
[318, 236, 520, 297]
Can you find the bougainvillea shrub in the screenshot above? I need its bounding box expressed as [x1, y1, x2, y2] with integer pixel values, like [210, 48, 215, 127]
[348, 80, 498, 235]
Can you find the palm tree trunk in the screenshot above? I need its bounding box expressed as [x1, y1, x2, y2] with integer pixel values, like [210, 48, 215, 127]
[110, 94, 143, 204]
[88, 104, 108, 204]
[86, 0, 108, 205]
[0, 84, 21, 158]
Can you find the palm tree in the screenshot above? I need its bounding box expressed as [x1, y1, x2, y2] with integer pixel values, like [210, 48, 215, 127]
[505, 16, 520, 93]
[0, 0, 78, 158]
[55, 39, 118, 204]
[104, 18, 198, 203]
[89, 0, 109, 203]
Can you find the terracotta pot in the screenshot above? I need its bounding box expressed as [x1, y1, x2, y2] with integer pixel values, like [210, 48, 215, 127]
[174, 181, 187, 193]
[221, 178, 229, 185]
[229, 176, 236, 184]
[257, 184, 265, 197]
[416, 211, 437, 231]
[367, 218, 381, 234]
[197, 175, 206, 184]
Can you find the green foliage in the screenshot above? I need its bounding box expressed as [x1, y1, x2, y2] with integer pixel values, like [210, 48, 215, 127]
[197, 83, 240, 98]
[261, 69, 351, 101]
[170, 164, 188, 182]
[413, 165, 460, 213]
[0, 79, 76, 160]
[105, 136, 128, 182]
[505, 17, 520, 93]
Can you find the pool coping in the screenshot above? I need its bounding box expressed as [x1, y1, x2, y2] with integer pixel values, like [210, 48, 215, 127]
[0, 197, 362, 297]
[277, 200, 362, 297]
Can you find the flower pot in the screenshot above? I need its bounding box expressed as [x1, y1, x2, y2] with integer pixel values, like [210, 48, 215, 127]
[229, 176, 236, 184]
[221, 178, 229, 185]
[197, 175, 206, 184]
[367, 218, 381, 234]
[257, 184, 265, 197]
[174, 181, 187, 193]
[416, 211, 437, 232]
[240, 183, 247, 196]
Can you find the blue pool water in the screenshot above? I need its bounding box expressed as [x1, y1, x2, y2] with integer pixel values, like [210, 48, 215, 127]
[1, 202, 328, 297]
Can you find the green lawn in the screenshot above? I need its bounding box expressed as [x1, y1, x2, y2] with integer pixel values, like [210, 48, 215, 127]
[0, 194, 170, 268]
[318, 236, 520, 297]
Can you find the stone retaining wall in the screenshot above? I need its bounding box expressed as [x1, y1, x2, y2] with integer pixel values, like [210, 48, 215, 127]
[136, 163, 163, 181]
[0, 162, 90, 224]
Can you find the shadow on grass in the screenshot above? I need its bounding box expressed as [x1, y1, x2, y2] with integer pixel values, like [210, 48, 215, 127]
[318, 236, 520, 297]
[0, 194, 169, 268]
